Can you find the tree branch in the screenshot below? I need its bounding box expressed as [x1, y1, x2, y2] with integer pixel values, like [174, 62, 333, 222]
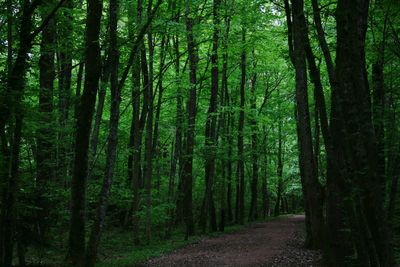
[29, 0, 67, 40]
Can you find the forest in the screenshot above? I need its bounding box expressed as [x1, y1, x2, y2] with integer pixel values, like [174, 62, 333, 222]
[0, 0, 399, 266]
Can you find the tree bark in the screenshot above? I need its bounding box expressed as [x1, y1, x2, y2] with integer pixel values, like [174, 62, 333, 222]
[200, 0, 220, 233]
[90, 55, 110, 159]
[37, 2, 56, 242]
[237, 27, 246, 225]
[143, 2, 155, 241]
[334, 0, 395, 264]
[57, 0, 73, 181]
[274, 118, 283, 217]
[182, 0, 198, 237]
[0, 2, 47, 265]
[85, 0, 119, 265]
[68, 0, 103, 264]
[248, 59, 258, 222]
[290, 0, 324, 249]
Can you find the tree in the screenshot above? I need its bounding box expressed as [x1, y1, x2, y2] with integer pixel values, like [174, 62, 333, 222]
[182, 0, 198, 237]
[237, 27, 246, 225]
[68, 0, 103, 264]
[200, 0, 220, 233]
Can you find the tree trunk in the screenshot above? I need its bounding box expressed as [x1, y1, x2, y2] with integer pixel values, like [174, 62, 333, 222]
[169, 1, 184, 229]
[200, 0, 220, 233]
[290, 0, 324, 249]
[85, 0, 119, 265]
[143, 5, 155, 241]
[261, 126, 269, 218]
[68, 0, 103, 264]
[248, 60, 258, 222]
[37, 3, 56, 242]
[128, 0, 145, 245]
[274, 119, 283, 217]
[90, 55, 110, 159]
[334, 0, 395, 264]
[237, 27, 246, 225]
[0, 2, 45, 265]
[182, 0, 198, 237]
[57, 0, 73, 181]
[222, 1, 232, 224]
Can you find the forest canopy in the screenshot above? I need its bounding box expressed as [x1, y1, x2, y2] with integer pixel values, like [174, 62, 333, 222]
[0, 0, 399, 266]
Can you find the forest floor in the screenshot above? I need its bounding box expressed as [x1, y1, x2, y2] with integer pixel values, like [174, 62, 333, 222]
[138, 215, 324, 267]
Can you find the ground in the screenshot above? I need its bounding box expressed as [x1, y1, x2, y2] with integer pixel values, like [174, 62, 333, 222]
[139, 215, 324, 267]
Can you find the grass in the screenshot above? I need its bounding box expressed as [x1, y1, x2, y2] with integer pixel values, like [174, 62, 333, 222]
[19, 215, 288, 266]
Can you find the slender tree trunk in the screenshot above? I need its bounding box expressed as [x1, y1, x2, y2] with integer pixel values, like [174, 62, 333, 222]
[261, 126, 269, 218]
[372, 13, 388, 201]
[274, 119, 283, 217]
[0, 2, 45, 265]
[291, 0, 324, 249]
[152, 36, 167, 194]
[68, 0, 103, 264]
[2, 116, 23, 267]
[0, 0, 13, 262]
[170, 5, 184, 228]
[222, 0, 232, 224]
[237, 27, 246, 225]
[90, 55, 110, 158]
[248, 61, 258, 222]
[37, 3, 56, 242]
[85, 0, 119, 265]
[57, 0, 73, 181]
[143, 4, 155, 241]
[200, 0, 220, 233]
[128, 0, 145, 245]
[182, 0, 198, 237]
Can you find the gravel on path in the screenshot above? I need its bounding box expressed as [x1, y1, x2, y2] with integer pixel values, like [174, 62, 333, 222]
[140, 215, 324, 267]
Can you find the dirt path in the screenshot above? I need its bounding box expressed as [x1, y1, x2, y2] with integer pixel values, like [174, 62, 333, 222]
[141, 215, 323, 267]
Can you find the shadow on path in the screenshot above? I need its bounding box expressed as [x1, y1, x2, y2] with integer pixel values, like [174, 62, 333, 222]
[141, 215, 324, 267]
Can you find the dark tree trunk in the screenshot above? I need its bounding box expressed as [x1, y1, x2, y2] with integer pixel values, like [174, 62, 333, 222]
[274, 120, 283, 217]
[0, 1, 47, 265]
[182, 0, 198, 237]
[169, 2, 184, 228]
[237, 27, 246, 225]
[143, 4, 155, 241]
[226, 110, 234, 223]
[127, 0, 145, 245]
[37, 4, 56, 242]
[73, 63, 84, 123]
[1, 116, 23, 267]
[169, 4, 184, 228]
[90, 55, 110, 159]
[334, 0, 395, 265]
[85, 0, 119, 265]
[68, 0, 103, 265]
[152, 36, 167, 194]
[261, 126, 269, 218]
[200, 0, 220, 233]
[57, 0, 73, 181]
[308, 0, 348, 263]
[0, 0, 13, 263]
[290, 0, 324, 249]
[222, 1, 232, 225]
[372, 39, 387, 201]
[248, 61, 258, 222]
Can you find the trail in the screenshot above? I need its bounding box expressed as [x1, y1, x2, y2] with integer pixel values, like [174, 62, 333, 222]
[141, 215, 323, 267]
